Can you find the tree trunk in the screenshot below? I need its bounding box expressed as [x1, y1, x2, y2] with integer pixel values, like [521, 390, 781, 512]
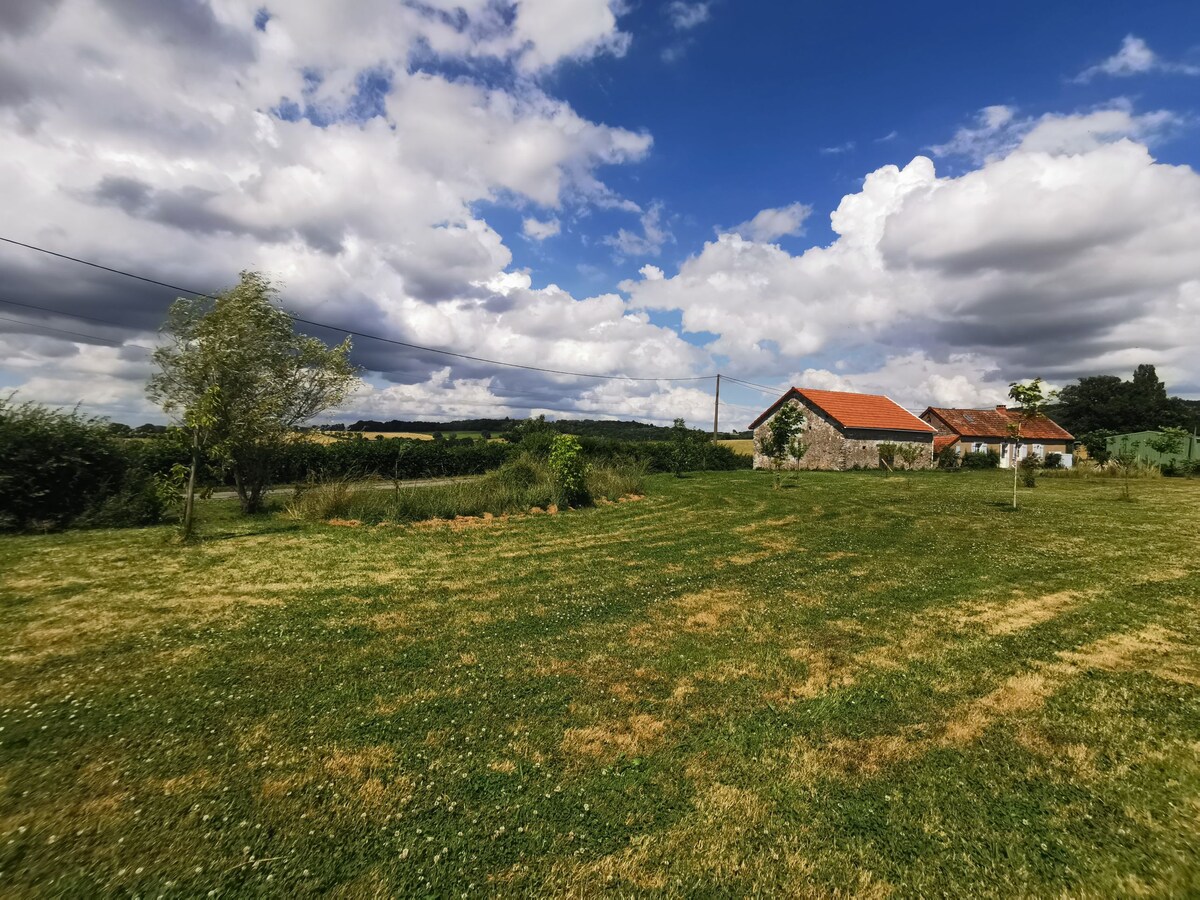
[182, 430, 199, 540]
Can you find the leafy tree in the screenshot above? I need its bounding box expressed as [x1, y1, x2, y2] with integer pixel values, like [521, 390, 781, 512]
[1054, 365, 1195, 435]
[761, 402, 807, 489]
[669, 418, 692, 477]
[147, 271, 358, 536]
[1144, 426, 1189, 460]
[877, 442, 898, 469]
[1007, 378, 1056, 509]
[896, 443, 923, 470]
[1080, 428, 1116, 464]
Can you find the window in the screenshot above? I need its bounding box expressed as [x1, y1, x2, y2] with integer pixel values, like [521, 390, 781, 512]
[972, 442, 986, 453]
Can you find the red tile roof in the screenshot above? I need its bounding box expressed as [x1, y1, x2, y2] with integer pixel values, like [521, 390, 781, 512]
[933, 434, 960, 453]
[923, 406, 1074, 441]
[749, 388, 936, 434]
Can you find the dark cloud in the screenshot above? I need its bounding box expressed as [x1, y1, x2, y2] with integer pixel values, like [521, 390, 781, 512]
[95, 0, 255, 62]
[0, 0, 63, 38]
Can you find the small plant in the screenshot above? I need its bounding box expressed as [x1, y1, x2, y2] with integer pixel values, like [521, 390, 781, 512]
[1111, 441, 1142, 500]
[1018, 454, 1041, 488]
[877, 442, 898, 469]
[761, 403, 807, 489]
[896, 443, 923, 469]
[548, 434, 589, 506]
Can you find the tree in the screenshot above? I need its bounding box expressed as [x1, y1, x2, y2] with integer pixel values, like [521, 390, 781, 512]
[761, 402, 807, 489]
[896, 443, 923, 470]
[1111, 439, 1141, 501]
[147, 272, 359, 537]
[1007, 378, 1057, 509]
[670, 418, 693, 477]
[1144, 426, 1189, 461]
[1080, 428, 1116, 464]
[1053, 365, 1196, 436]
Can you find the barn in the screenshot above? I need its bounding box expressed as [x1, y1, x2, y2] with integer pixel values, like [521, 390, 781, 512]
[749, 388, 936, 471]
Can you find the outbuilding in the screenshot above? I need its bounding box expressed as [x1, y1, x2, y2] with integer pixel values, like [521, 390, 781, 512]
[749, 388, 936, 470]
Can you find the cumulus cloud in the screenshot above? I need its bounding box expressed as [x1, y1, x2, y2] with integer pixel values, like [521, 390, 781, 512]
[1074, 35, 1200, 83]
[730, 203, 812, 243]
[0, 0, 709, 423]
[625, 104, 1200, 406]
[931, 101, 1182, 164]
[522, 216, 561, 240]
[602, 202, 672, 259]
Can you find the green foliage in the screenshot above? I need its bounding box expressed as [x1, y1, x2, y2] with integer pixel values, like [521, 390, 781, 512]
[548, 433, 589, 506]
[1080, 428, 1116, 464]
[937, 445, 961, 469]
[0, 396, 166, 531]
[1043, 452, 1063, 470]
[1007, 378, 1057, 508]
[961, 449, 1000, 469]
[1052, 364, 1197, 436]
[761, 402, 807, 487]
[877, 442, 898, 468]
[895, 444, 924, 469]
[1144, 426, 1189, 459]
[1018, 454, 1041, 487]
[147, 271, 359, 517]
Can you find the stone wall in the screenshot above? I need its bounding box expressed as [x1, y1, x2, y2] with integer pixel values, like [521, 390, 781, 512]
[753, 397, 933, 471]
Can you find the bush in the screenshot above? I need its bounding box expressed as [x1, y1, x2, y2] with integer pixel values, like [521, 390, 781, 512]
[936, 446, 961, 469]
[0, 397, 163, 531]
[961, 449, 1000, 470]
[877, 442, 898, 469]
[1018, 455, 1041, 487]
[548, 434, 589, 506]
[1044, 452, 1063, 470]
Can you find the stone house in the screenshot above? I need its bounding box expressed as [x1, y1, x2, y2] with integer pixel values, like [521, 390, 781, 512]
[749, 388, 936, 470]
[920, 405, 1075, 468]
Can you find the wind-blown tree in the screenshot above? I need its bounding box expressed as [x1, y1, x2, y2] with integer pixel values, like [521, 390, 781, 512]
[1006, 378, 1057, 510]
[761, 402, 808, 489]
[147, 272, 359, 537]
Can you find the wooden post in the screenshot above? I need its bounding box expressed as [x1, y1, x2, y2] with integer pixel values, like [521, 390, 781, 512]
[712, 373, 721, 443]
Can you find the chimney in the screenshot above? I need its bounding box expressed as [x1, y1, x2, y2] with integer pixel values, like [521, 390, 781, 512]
[995, 404, 1007, 411]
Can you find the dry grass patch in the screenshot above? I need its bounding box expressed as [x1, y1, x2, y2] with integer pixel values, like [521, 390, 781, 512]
[560, 713, 666, 762]
[963, 590, 1084, 636]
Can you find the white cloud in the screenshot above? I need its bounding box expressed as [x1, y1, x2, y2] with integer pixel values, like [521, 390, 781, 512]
[730, 203, 812, 242]
[0, 0, 707, 424]
[603, 202, 672, 259]
[820, 141, 856, 155]
[1075, 35, 1200, 83]
[668, 2, 711, 31]
[626, 105, 1200, 406]
[931, 102, 1181, 163]
[522, 216, 561, 240]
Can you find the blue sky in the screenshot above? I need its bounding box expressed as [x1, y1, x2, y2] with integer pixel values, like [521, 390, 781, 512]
[1, 0, 1198, 424]
[515, 0, 1200, 300]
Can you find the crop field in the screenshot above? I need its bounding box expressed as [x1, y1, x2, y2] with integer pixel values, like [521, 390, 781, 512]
[1, 471, 1198, 896]
[717, 438, 755, 456]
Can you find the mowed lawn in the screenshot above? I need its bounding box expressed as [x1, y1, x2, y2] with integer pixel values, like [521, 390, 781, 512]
[2, 472, 1198, 897]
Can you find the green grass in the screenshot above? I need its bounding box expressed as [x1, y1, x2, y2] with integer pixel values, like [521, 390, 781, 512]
[1, 470, 1198, 897]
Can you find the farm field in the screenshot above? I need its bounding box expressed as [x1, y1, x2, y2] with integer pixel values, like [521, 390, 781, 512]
[718, 438, 755, 456]
[1, 471, 1198, 896]
[307, 430, 488, 443]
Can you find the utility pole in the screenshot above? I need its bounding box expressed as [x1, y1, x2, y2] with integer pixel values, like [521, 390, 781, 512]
[712, 373, 721, 442]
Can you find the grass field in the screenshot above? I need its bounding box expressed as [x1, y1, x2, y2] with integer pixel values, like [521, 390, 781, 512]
[2, 471, 1198, 896]
[308, 431, 488, 443]
[718, 438, 755, 456]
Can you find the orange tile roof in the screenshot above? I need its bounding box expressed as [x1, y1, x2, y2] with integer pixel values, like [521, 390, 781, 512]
[923, 407, 1074, 441]
[749, 388, 936, 433]
[933, 434, 960, 453]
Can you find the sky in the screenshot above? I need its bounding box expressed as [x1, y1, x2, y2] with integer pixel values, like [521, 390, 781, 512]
[1, 0, 1199, 429]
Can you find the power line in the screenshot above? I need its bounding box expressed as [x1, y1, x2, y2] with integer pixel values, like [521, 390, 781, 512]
[0, 235, 714, 383]
[0, 313, 138, 348]
[722, 376, 785, 395]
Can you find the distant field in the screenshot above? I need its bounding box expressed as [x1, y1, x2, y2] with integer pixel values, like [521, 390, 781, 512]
[2, 471, 1198, 896]
[718, 438, 754, 456]
[307, 430, 486, 444]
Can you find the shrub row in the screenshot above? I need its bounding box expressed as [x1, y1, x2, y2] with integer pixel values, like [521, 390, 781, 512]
[0, 399, 169, 531]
